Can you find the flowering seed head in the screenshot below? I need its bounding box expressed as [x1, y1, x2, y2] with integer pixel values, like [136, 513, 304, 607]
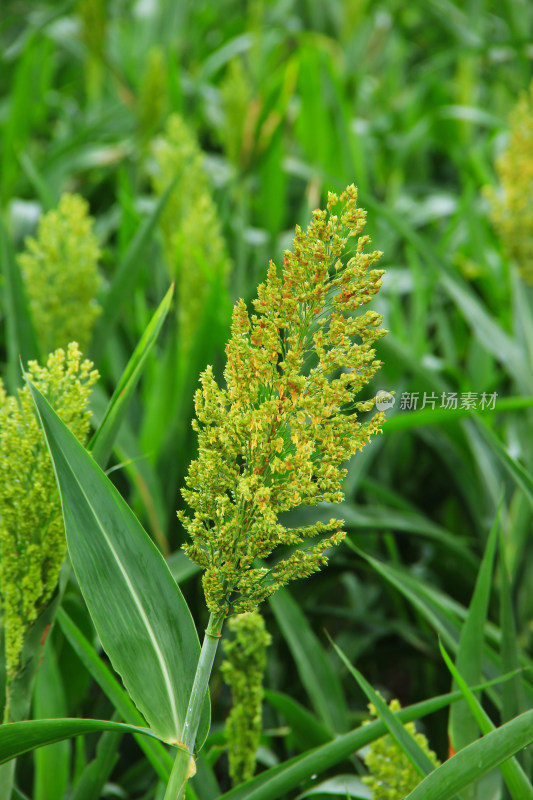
[0, 343, 98, 682]
[179, 185, 387, 614]
[18, 193, 102, 353]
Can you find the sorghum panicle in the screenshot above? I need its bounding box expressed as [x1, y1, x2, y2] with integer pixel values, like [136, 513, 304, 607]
[486, 82, 533, 285]
[221, 611, 271, 785]
[179, 185, 387, 615]
[363, 699, 440, 799]
[18, 193, 102, 353]
[151, 114, 231, 361]
[0, 343, 98, 685]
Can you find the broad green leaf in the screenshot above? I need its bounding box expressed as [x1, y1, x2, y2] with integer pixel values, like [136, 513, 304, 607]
[440, 641, 533, 800]
[449, 505, 500, 756]
[90, 178, 177, 362]
[405, 709, 533, 800]
[1, 213, 40, 391]
[0, 718, 161, 766]
[27, 381, 209, 747]
[269, 588, 348, 734]
[57, 608, 173, 781]
[328, 636, 437, 779]
[88, 283, 174, 467]
[33, 638, 69, 800]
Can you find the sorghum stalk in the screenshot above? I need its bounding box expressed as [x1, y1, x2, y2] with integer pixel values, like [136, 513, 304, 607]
[164, 612, 225, 800]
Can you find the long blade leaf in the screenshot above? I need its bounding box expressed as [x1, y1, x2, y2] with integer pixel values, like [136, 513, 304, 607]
[26, 380, 209, 746]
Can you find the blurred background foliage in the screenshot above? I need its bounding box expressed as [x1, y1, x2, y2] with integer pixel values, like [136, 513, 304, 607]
[1, 0, 533, 798]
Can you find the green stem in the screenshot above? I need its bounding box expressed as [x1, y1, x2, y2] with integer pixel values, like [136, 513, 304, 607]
[164, 612, 225, 800]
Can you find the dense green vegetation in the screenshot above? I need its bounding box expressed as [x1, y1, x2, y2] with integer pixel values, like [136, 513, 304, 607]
[1, 1, 533, 798]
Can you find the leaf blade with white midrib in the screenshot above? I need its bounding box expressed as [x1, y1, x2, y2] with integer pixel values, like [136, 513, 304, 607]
[26, 380, 209, 746]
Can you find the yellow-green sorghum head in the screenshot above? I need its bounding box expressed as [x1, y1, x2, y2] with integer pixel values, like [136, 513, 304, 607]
[18, 193, 102, 353]
[486, 83, 533, 285]
[221, 611, 271, 785]
[363, 699, 440, 799]
[0, 343, 99, 682]
[179, 185, 387, 615]
[151, 114, 231, 361]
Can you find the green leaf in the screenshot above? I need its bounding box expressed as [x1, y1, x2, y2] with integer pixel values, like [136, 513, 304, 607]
[440, 272, 532, 394]
[440, 641, 533, 800]
[404, 709, 533, 800]
[449, 504, 500, 755]
[90, 179, 177, 362]
[88, 283, 174, 467]
[57, 608, 173, 781]
[474, 418, 533, 510]
[26, 381, 209, 747]
[70, 727, 122, 800]
[1, 213, 40, 391]
[0, 718, 162, 766]
[269, 588, 348, 734]
[264, 690, 331, 750]
[328, 636, 437, 779]
[297, 775, 372, 798]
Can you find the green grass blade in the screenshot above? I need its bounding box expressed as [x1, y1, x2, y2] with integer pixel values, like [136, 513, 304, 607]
[1, 214, 40, 390]
[404, 709, 533, 800]
[57, 607, 173, 781]
[90, 178, 177, 362]
[440, 641, 533, 800]
[264, 690, 331, 749]
[474, 418, 533, 510]
[449, 505, 500, 755]
[328, 636, 437, 779]
[0, 718, 162, 767]
[88, 283, 174, 467]
[70, 728, 122, 800]
[382, 396, 533, 434]
[26, 380, 209, 747]
[269, 588, 348, 734]
[439, 272, 530, 392]
[499, 530, 524, 724]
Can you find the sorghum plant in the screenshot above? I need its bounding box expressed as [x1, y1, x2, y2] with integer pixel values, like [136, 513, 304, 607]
[221, 611, 271, 785]
[486, 82, 533, 285]
[17, 194, 102, 353]
[363, 699, 440, 799]
[0, 343, 98, 718]
[151, 114, 231, 363]
[11, 185, 387, 800]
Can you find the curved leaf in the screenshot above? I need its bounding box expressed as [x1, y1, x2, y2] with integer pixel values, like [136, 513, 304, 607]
[405, 709, 533, 800]
[26, 381, 209, 747]
[0, 718, 161, 766]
